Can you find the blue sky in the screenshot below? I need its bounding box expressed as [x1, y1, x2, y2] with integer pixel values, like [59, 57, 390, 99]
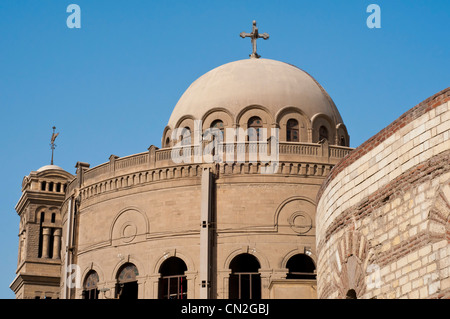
[0, 0, 448, 299]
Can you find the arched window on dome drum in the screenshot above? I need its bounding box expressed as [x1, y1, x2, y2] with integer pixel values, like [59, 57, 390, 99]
[248, 116, 263, 142]
[286, 254, 316, 280]
[165, 137, 171, 148]
[82, 270, 99, 299]
[339, 136, 346, 146]
[180, 127, 191, 146]
[115, 263, 139, 299]
[229, 253, 261, 300]
[210, 120, 224, 156]
[319, 126, 329, 142]
[210, 120, 224, 132]
[286, 119, 299, 142]
[158, 257, 188, 299]
[211, 120, 224, 138]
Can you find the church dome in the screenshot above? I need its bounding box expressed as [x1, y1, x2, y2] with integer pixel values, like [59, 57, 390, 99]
[37, 164, 64, 172]
[167, 58, 344, 130]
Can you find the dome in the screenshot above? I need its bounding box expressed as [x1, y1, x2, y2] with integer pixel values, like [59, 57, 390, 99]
[167, 58, 344, 129]
[37, 164, 64, 172]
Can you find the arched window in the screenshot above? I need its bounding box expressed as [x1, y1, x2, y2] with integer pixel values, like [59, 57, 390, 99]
[286, 254, 316, 279]
[339, 136, 346, 146]
[211, 120, 224, 132]
[209, 120, 225, 157]
[286, 119, 299, 142]
[229, 254, 261, 299]
[115, 263, 139, 299]
[158, 257, 188, 299]
[180, 127, 191, 146]
[165, 137, 171, 148]
[247, 117, 263, 141]
[48, 182, 54, 192]
[83, 271, 99, 299]
[319, 126, 329, 142]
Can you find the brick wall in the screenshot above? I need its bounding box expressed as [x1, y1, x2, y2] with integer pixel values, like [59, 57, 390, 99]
[316, 88, 450, 299]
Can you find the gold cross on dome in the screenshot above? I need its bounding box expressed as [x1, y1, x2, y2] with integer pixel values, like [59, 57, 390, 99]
[240, 20, 269, 59]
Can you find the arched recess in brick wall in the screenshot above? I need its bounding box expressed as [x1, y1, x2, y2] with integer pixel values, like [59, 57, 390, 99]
[428, 180, 450, 243]
[329, 228, 372, 299]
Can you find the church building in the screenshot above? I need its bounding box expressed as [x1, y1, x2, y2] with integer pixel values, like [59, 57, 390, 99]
[10, 21, 449, 300]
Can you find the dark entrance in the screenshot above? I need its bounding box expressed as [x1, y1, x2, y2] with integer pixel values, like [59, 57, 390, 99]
[346, 289, 357, 299]
[115, 263, 139, 299]
[286, 254, 316, 279]
[82, 270, 99, 299]
[158, 257, 188, 299]
[229, 253, 261, 299]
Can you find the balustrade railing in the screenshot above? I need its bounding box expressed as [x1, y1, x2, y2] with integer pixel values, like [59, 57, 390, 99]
[75, 142, 352, 186]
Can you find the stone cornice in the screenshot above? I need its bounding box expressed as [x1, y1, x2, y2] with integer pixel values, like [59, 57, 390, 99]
[74, 160, 340, 208]
[15, 190, 66, 215]
[10, 273, 60, 293]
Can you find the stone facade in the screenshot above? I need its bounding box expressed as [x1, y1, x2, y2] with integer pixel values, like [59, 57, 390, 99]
[11, 50, 449, 300]
[316, 88, 450, 299]
[57, 137, 350, 299]
[12, 57, 353, 299]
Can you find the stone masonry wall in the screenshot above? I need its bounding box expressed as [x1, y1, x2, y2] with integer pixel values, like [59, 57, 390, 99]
[316, 88, 450, 299]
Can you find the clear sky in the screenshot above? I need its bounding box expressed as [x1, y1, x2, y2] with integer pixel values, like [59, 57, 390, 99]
[0, 0, 448, 299]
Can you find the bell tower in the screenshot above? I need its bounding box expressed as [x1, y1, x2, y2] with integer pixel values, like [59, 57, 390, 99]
[10, 165, 73, 299]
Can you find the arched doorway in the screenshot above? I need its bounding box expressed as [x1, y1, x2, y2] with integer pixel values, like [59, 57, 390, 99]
[229, 253, 261, 299]
[346, 289, 357, 299]
[286, 254, 316, 279]
[82, 270, 99, 299]
[115, 263, 139, 299]
[158, 257, 188, 299]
